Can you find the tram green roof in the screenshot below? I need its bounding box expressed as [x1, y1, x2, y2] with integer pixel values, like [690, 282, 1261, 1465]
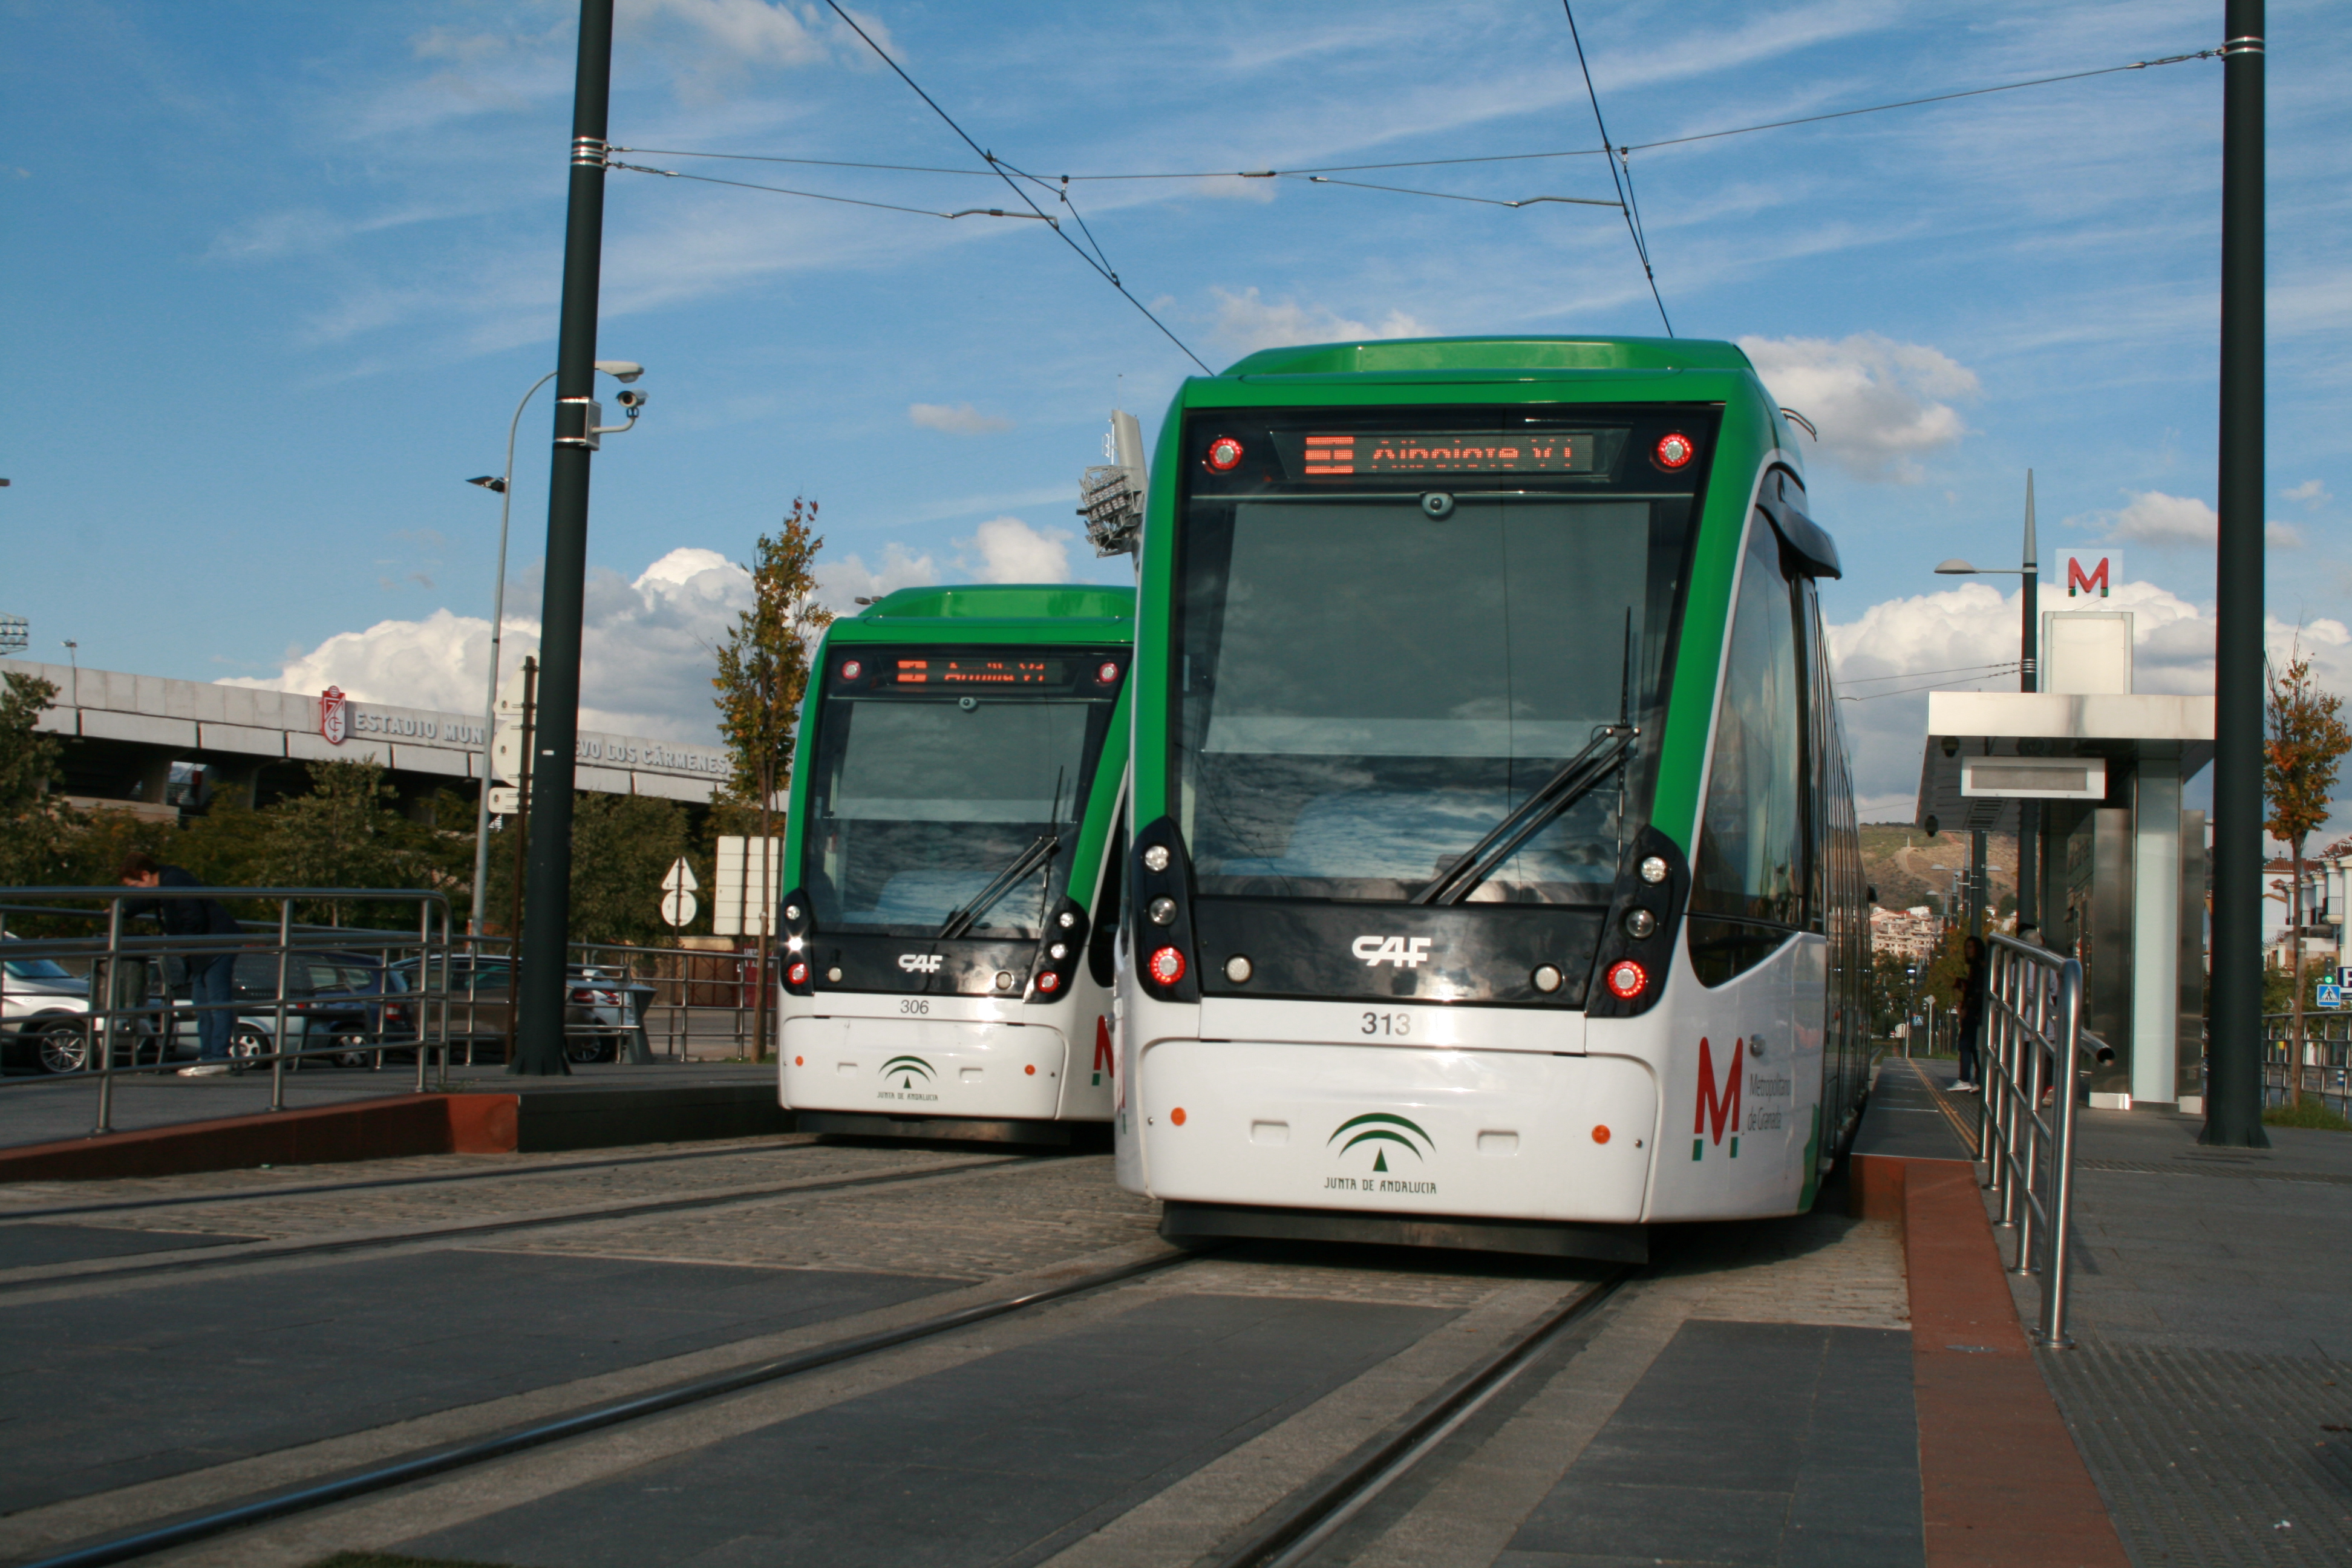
[833, 583, 1134, 638]
[1218, 335, 1754, 379]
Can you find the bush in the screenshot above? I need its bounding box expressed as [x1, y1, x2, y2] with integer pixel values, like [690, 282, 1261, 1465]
[2263, 1097, 2352, 1132]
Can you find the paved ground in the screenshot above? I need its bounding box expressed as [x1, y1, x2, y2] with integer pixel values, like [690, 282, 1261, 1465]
[0, 1125, 1924, 1568]
[0, 1058, 777, 1149]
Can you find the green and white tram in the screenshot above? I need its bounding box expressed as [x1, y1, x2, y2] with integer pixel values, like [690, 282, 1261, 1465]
[776, 585, 1134, 1142]
[1114, 337, 1867, 1257]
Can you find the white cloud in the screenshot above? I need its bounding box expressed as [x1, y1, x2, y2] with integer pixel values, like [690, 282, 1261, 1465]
[2282, 479, 2331, 509]
[1209, 287, 1436, 353]
[1824, 577, 2352, 820]
[956, 517, 1073, 584]
[908, 401, 1014, 436]
[1737, 333, 1979, 482]
[223, 547, 755, 742]
[2092, 489, 2304, 548]
[816, 542, 939, 610]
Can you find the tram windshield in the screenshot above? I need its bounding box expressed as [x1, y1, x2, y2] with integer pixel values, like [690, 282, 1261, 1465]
[801, 647, 1123, 938]
[1175, 487, 1695, 905]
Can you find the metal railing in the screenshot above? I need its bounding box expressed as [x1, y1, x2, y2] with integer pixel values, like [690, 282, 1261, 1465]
[1976, 932, 2112, 1350]
[2258, 1011, 2352, 1119]
[1, 886, 458, 1135]
[3, 890, 783, 1140]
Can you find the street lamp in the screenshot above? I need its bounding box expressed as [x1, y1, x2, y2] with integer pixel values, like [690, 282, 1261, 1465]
[465, 361, 648, 939]
[1933, 471, 2042, 939]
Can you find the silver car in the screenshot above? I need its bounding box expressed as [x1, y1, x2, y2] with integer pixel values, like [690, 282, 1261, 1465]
[1, 939, 94, 1075]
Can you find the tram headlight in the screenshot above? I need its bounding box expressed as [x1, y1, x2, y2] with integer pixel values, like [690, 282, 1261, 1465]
[1224, 954, 1253, 984]
[1148, 896, 1178, 926]
[1604, 959, 1648, 1000]
[1142, 844, 1172, 874]
[1623, 908, 1657, 939]
[1639, 855, 1669, 885]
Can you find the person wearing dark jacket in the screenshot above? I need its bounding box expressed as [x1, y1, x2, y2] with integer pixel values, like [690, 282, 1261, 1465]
[118, 852, 241, 1076]
[1952, 934, 1989, 1093]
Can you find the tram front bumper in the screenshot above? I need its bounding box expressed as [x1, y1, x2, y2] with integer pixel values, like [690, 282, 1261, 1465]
[1135, 1039, 1656, 1225]
[780, 1015, 1068, 1120]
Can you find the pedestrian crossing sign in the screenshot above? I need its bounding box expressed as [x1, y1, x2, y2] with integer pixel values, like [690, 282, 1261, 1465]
[2319, 982, 2344, 1009]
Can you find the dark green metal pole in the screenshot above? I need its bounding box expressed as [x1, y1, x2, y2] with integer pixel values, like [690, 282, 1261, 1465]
[512, 0, 614, 1076]
[2017, 472, 2040, 938]
[2205, 0, 2267, 1145]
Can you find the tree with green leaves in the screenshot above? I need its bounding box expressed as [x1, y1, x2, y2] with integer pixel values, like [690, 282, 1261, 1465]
[0, 673, 81, 887]
[711, 498, 831, 1060]
[2264, 652, 2352, 1108]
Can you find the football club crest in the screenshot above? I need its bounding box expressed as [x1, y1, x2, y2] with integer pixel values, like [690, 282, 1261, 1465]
[320, 687, 349, 745]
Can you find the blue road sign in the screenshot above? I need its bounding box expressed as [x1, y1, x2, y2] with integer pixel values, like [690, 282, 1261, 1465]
[2318, 983, 2344, 1009]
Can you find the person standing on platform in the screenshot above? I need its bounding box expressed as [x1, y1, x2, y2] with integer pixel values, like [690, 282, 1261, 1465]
[1952, 934, 1988, 1092]
[118, 852, 243, 1077]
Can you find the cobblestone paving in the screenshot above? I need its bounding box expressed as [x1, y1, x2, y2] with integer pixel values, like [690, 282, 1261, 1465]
[1655, 1207, 1911, 1329]
[500, 1154, 1160, 1280]
[1174, 1247, 1597, 1312]
[0, 1134, 809, 1212]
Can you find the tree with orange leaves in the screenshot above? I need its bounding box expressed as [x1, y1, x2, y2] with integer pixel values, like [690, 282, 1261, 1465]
[2264, 652, 2351, 1108]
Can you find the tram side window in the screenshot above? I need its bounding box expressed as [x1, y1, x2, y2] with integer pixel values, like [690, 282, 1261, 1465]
[1690, 514, 1805, 983]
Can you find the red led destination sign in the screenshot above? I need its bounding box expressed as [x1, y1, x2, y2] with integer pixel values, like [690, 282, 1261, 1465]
[1275, 431, 1598, 477]
[893, 658, 1060, 686]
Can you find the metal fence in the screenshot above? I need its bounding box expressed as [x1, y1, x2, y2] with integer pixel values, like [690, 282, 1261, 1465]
[1, 888, 781, 1140]
[1977, 932, 2113, 1350]
[2258, 1011, 2352, 1119]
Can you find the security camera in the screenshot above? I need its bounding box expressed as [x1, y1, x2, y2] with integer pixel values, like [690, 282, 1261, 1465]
[615, 387, 648, 411]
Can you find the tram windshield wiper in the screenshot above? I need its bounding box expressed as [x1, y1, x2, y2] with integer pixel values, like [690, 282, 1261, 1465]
[938, 834, 1060, 939]
[1412, 727, 1634, 907]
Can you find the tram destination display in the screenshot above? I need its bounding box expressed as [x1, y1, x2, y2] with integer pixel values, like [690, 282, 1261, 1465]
[1273, 430, 1600, 477]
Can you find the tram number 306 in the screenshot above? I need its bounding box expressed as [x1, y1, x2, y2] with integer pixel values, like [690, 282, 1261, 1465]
[900, 999, 930, 1016]
[1361, 1011, 1413, 1037]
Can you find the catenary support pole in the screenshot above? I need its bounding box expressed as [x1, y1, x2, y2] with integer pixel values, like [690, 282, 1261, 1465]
[2016, 472, 2040, 939]
[2205, 0, 2269, 1146]
[514, 0, 615, 1076]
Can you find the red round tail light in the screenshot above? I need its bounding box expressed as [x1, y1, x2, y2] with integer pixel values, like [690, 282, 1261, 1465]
[1097, 661, 1121, 684]
[841, 659, 863, 680]
[1036, 970, 1061, 993]
[1605, 959, 1648, 999]
[1653, 432, 1695, 470]
[786, 960, 810, 987]
[1205, 436, 1245, 472]
[1146, 946, 1187, 985]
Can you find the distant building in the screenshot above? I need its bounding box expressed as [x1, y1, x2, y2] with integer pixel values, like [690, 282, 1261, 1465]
[1869, 904, 1944, 963]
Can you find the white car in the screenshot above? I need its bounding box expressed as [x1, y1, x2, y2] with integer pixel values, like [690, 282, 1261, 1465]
[1, 940, 95, 1075]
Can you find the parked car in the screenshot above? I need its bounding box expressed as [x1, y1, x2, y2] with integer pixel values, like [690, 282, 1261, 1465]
[152, 949, 413, 1071]
[1, 939, 94, 1075]
[388, 957, 649, 1063]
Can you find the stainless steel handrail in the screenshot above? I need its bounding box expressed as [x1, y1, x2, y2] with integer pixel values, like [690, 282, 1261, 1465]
[1976, 932, 2109, 1350]
[1, 886, 457, 1131]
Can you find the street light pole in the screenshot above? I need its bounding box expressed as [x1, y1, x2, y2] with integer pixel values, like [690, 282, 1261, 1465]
[2018, 472, 2040, 940]
[513, 0, 616, 1076]
[465, 371, 554, 941]
[2206, 0, 2269, 1147]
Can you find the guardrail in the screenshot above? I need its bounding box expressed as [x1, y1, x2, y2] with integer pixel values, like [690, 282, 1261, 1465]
[1977, 932, 2113, 1350]
[3, 889, 786, 1143]
[1, 886, 459, 1135]
[2259, 1011, 2352, 1119]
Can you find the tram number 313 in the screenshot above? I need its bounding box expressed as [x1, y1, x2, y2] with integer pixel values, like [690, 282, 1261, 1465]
[1361, 1012, 1413, 1037]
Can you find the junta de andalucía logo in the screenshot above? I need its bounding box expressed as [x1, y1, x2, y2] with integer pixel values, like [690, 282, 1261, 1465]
[1324, 1112, 1438, 1195]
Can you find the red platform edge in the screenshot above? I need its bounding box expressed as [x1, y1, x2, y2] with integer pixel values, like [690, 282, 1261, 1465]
[1872, 1158, 2132, 1568]
[0, 1093, 521, 1181]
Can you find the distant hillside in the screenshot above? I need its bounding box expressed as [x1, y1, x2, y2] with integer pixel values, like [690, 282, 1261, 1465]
[1860, 823, 2017, 916]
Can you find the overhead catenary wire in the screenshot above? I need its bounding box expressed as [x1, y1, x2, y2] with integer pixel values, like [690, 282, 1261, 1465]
[605, 158, 1051, 221]
[815, 0, 1212, 374]
[1840, 659, 2026, 685]
[1839, 671, 2023, 702]
[613, 47, 2218, 189]
[1563, 1, 1671, 336]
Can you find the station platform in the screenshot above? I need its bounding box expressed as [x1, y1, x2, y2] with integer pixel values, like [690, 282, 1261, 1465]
[0, 1060, 2337, 1566]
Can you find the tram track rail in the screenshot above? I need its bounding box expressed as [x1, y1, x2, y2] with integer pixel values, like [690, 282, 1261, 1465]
[0, 1148, 1057, 1296]
[1209, 1265, 1635, 1568]
[19, 1247, 1200, 1568]
[0, 1134, 844, 1223]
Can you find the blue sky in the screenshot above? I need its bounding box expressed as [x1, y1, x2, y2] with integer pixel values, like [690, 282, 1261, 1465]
[5, 1, 2348, 817]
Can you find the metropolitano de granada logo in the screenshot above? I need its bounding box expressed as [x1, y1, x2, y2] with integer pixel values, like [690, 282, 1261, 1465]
[1324, 1112, 1438, 1195]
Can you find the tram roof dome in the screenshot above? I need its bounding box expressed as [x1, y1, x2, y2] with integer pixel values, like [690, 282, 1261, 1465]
[1218, 335, 1753, 379]
[851, 584, 1134, 622]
